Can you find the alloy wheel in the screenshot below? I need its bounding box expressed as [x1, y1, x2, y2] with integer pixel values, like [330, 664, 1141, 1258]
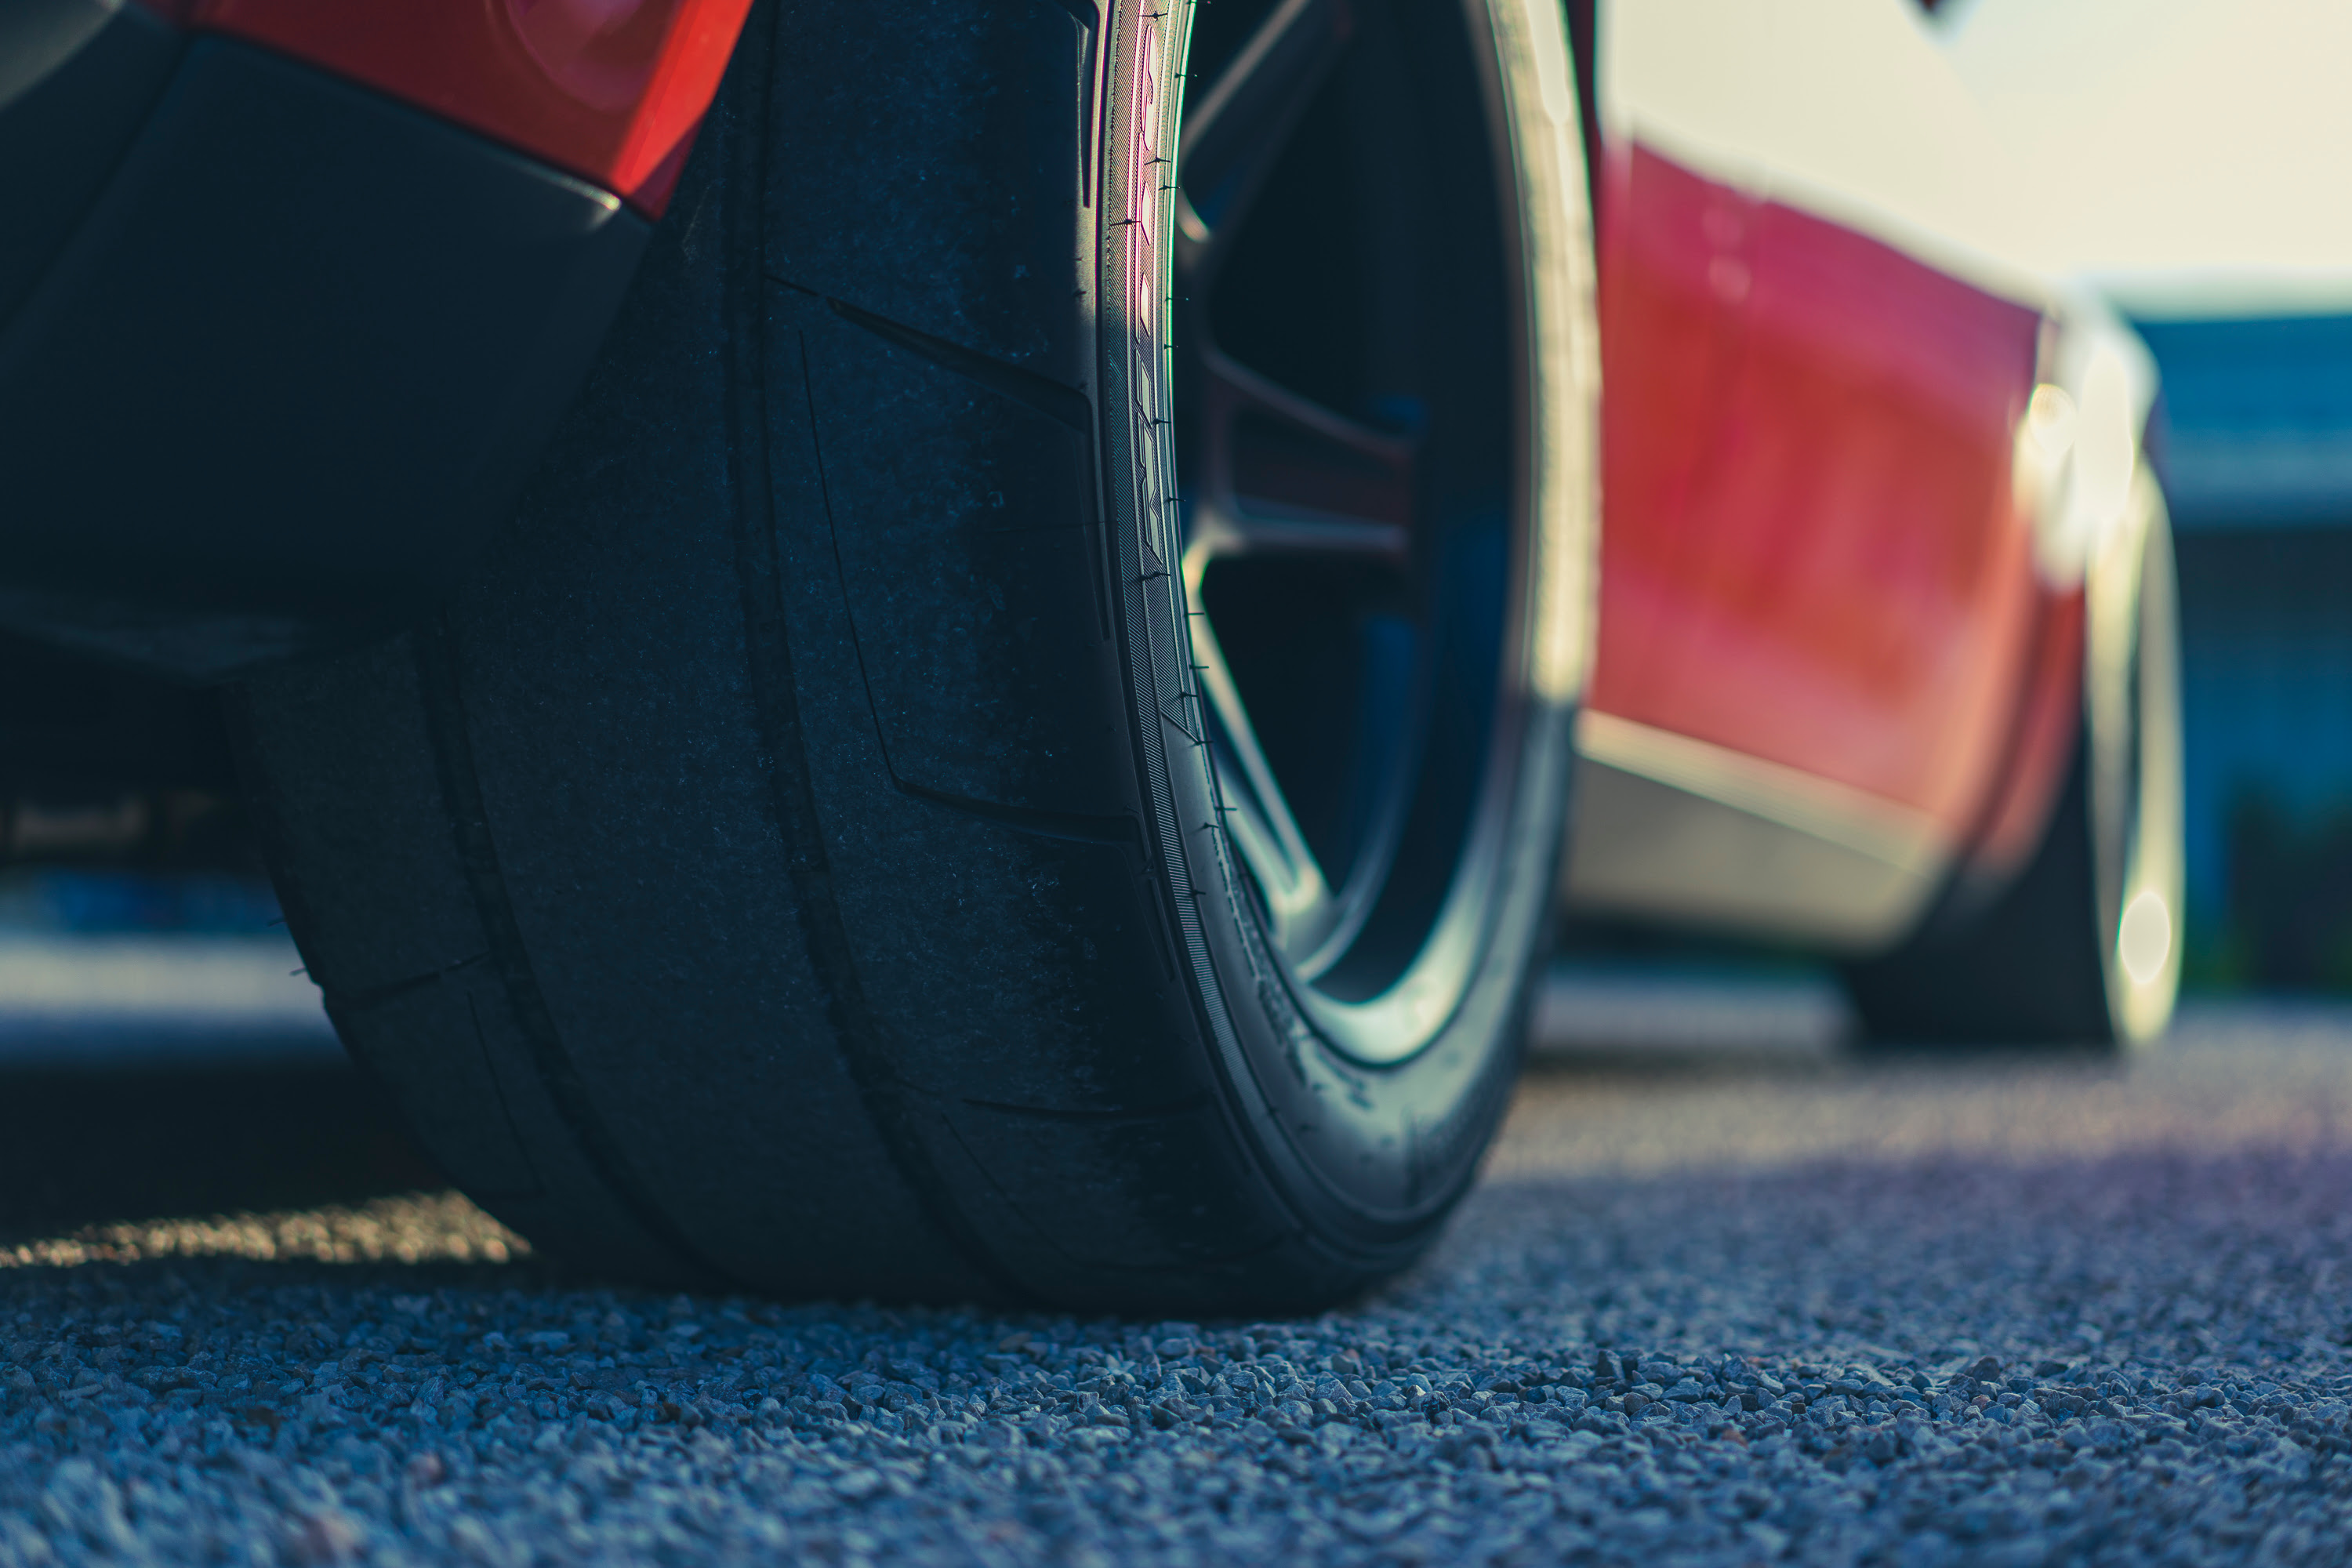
[1174, 0, 1527, 1063]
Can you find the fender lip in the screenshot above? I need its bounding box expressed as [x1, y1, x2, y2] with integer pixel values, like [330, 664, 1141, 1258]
[0, 38, 648, 681]
[151, 0, 755, 220]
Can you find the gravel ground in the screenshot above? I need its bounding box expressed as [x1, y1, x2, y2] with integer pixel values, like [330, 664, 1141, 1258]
[4, 1001, 2352, 1565]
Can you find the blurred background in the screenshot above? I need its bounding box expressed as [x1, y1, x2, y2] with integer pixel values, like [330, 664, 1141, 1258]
[0, 635, 332, 1073]
[1952, 0, 2352, 991]
[1555, 0, 2352, 1019]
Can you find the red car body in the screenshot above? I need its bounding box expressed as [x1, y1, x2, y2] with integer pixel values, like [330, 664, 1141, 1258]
[1552, 0, 2165, 968]
[1581, 141, 2082, 946]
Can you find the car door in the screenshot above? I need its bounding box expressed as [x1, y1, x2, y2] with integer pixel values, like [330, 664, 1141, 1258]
[1566, 0, 2053, 946]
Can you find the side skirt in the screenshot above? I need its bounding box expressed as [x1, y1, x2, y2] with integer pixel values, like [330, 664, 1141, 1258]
[1559, 710, 1951, 953]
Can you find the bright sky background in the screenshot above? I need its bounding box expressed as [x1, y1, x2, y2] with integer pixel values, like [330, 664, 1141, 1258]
[1941, 0, 2352, 316]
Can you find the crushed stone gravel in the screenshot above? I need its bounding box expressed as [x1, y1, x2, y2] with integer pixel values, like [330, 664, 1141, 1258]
[4, 1003, 2352, 1566]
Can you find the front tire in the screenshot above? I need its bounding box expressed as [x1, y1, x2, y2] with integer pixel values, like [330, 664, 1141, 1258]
[1846, 469, 2183, 1047]
[230, 0, 1597, 1308]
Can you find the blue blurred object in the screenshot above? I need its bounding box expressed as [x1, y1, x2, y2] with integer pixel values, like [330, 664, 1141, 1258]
[2137, 314, 2352, 985]
[2141, 314, 2352, 529]
[0, 869, 284, 935]
[0, 872, 333, 1068]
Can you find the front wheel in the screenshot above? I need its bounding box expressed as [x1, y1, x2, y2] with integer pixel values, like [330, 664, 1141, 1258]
[1846, 468, 2183, 1047]
[231, 0, 1598, 1309]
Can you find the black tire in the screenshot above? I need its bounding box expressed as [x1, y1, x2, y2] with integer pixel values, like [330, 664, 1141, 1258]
[229, 0, 1598, 1308]
[1845, 472, 2183, 1047]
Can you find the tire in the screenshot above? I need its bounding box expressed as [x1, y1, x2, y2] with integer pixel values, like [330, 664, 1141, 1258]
[228, 0, 1598, 1309]
[1845, 468, 2183, 1047]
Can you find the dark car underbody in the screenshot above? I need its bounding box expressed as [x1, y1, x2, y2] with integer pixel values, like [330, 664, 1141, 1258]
[2, 2, 669, 823]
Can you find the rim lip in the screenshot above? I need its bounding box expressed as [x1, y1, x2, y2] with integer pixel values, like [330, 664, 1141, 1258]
[2103, 466, 2184, 1043]
[1177, 0, 1590, 1067]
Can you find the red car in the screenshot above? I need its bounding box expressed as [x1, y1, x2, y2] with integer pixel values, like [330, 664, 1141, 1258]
[3, 0, 2177, 1308]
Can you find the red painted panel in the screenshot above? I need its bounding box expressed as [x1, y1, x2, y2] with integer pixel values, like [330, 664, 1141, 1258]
[1589, 145, 1758, 725]
[1592, 143, 2047, 835]
[176, 0, 753, 216]
[1964, 584, 2083, 880]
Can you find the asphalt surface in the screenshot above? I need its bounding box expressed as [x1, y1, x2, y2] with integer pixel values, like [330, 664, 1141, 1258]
[5, 987, 2352, 1566]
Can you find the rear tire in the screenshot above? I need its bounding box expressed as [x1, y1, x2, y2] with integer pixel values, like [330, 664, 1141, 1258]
[229, 0, 1598, 1308]
[1845, 470, 2183, 1047]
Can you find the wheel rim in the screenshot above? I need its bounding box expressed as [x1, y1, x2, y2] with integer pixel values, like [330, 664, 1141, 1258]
[1173, 0, 1530, 1065]
[2103, 470, 2184, 1041]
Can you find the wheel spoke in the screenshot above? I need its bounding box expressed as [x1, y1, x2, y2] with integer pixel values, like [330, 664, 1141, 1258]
[1177, 0, 1356, 281]
[1156, 0, 1544, 1068]
[1179, 345, 1415, 961]
[1192, 612, 1343, 960]
[1183, 350, 1414, 575]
